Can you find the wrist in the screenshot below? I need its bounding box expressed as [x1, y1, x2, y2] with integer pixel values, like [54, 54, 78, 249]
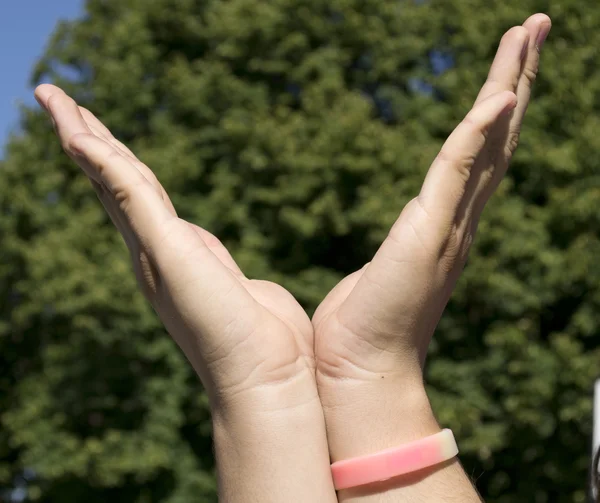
[318, 378, 482, 502]
[210, 364, 321, 420]
[211, 377, 323, 438]
[211, 367, 325, 478]
[318, 377, 440, 462]
[212, 392, 325, 455]
[211, 378, 338, 502]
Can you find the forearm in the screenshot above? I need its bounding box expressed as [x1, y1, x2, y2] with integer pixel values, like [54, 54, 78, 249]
[321, 379, 482, 503]
[212, 374, 337, 503]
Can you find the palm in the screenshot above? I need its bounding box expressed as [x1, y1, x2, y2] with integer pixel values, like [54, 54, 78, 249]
[35, 84, 314, 400]
[313, 129, 512, 367]
[313, 15, 550, 381]
[143, 218, 315, 376]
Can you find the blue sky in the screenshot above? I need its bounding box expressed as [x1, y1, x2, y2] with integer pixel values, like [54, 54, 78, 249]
[0, 0, 83, 156]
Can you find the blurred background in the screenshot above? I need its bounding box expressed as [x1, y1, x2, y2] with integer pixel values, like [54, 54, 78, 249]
[1, 0, 599, 502]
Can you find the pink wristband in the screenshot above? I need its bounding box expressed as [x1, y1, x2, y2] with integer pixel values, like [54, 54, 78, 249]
[331, 429, 458, 490]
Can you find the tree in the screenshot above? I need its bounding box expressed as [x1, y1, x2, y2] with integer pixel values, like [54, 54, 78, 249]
[1, 0, 599, 501]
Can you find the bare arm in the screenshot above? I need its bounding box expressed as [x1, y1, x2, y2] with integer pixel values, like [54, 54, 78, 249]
[36, 84, 337, 503]
[313, 13, 551, 503]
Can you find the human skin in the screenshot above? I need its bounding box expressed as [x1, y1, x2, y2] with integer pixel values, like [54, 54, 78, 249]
[34, 85, 338, 503]
[35, 11, 550, 503]
[312, 13, 551, 503]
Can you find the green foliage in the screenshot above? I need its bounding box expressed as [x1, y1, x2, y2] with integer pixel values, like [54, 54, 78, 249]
[1, 0, 598, 501]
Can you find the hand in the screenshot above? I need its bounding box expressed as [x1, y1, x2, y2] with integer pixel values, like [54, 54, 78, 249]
[313, 13, 551, 501]
[35, 84, 337, 502]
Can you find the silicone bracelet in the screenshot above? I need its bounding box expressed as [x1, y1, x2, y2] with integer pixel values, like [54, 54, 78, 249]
[331, 429, 458, 490]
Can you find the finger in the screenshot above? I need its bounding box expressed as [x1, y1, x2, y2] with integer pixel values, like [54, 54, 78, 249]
[38, 86, 259, 348]
[39, 87, 173, 251]
[38, 88, 103, 183]
[312, 265, 367, 330]
[80, 107, 178, 217]
[84, 119, 178, 216]
[468, 16, 552, 217]
[36, 86, 131, 170]
[92, 178, 164, 300]
[332, 93, 516, 345]
[418, 90, 517, 228]
[475, 26, 529, 105]
[66, 132, 173, 249]
[35, 83, 65, 110]
[75, 135, 252, 312]
[37, 86, 177, 218]
[37, 86, 147, 254]
[79, 107, 137, 158]
[90, 179, 138, 251]
[191, 225, 245, 278]
[79, 138, 258, 343]
[507, 14, 552, 154]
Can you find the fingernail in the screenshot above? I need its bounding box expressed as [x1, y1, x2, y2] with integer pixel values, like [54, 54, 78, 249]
[536, 23, 551, 52]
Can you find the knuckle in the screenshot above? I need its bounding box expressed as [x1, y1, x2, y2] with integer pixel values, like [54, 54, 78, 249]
[441, 223, 474, 269]
[437, 148, 473, 183]
[65, 132, 91, 155]
[506, 130, 521, 155]
[522, 64, 539, 87]
[114, 139, 132, 153]
[114, 180, 146, 208]
[435, 148, 453, 164]
[479, 166, 496, 189]
[96, 147, 123, 178]
[129, 159, 162, 190]
[458, 232, 474, 264]
[114, 186, 135, 210]
[461, 115, 477, 128]
[509, 73, 520, 91]
[63, 95, 77, 107]
[510, 26, 529, 39]
[455, 158, 473, 184]
[500, 26, 527, 50]
[439, 226, 461, 266]
[106, 148, 123, 160]
[142, 165, 159, 185]
[46, 93, 62, 112]
[502, 26, 527, 45]
[499, 31, 512, 45]
[462, 114, 489, 141]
